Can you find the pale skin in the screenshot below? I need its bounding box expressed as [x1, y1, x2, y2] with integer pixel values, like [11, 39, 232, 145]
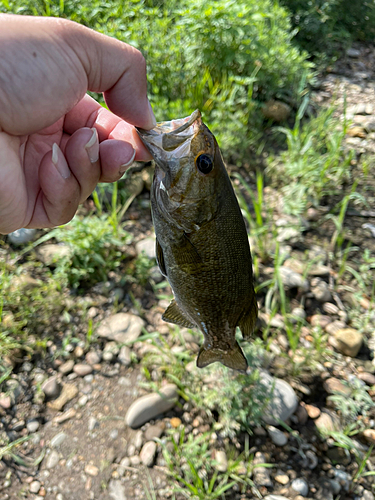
[0, 14, 156, 235]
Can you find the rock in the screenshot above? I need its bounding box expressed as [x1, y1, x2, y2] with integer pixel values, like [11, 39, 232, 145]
[86, 351, 101, 365]
[358, 372, 375, 386]
[291, 307, 306, 321]
[322, 302, 339, 315]
[363, 429, 375, 445]
[263, 497, 290, 500]
[7, 228, 37, 246]
[253, 451, 272, 487]
[135, 237, 156, 259]
[125, 384, 178, 428]
[262, 100, 291, 122]
[88, 416, 99, 431]
[42, 377, 61, 399]
[118, 346, 131, 366]
[59, 360, 75, 375]
[311, 278, 332, 302]
[323, 377, 351, 395]
[129, 455, 141, 466]
[346, 48, 361, 57]
[26, 419, 40, 433]
[50, 432, 67, 448]
[314, 410, 340, 433]
[279, 266, 309, 291]
[29, 480, 41, 494]
[305, 404, 321, 419]
[0, 395, 11, 409]
[311, 314, 332, 328]
[326, 446, 351, 465]
[274, 473, 289, 485]
[73, 363, 93, 377]
[140, 441, 157, 467]
[291, 478, 309, 496]
[97, 313, 145, 344]
[347, 126, 367, 138]
[85, 464, 99, 476]
[145, 423, 165, 441]
[333, 328, 363, 357]
[170, 417, 182, 428]
[325, 320, 346, 335]
[362, 491, 375, 500]
[215, 450, 228, 472]
[108, 479, 127, 500]
[47, 384, 78, 411]
[309, 264, 331, 277]
[260, 371, 298, 425]
[45, 450, 60, 469]
[36, 244, 71, 265]
[53, 407, 76, 424]
[267, 426, 288, 446]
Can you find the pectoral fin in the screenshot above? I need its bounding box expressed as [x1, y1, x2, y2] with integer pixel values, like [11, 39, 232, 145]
[173, 233, 202, 266]
[238, 294, 258, 339]
[196, 342, 248, 372]
[162, 300, 195, 328]
[155, 238, 167, 277]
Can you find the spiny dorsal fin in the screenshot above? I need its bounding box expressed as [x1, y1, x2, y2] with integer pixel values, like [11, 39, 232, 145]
[196, 341, 247, 372]
[155, 238, 167, 277]
[238, 294, 258, 340]
[162, 300, 195, 328]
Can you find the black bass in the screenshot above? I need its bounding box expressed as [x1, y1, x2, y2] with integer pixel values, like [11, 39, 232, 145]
[136, 110, 257, 371]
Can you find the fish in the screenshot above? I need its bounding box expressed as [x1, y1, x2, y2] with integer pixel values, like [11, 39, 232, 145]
[136, 110, 257, 371]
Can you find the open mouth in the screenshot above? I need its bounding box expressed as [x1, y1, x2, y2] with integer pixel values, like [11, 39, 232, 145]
[136, 110, 201, 157]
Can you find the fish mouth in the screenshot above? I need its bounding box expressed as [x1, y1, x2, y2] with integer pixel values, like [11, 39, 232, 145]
[136, 110, 201, 160]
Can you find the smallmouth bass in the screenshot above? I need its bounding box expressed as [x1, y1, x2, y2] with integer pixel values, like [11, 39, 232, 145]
[136, 110, 257, 371]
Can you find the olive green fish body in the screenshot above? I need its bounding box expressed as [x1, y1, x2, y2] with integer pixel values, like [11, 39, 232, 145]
[137, 111, 257, 371]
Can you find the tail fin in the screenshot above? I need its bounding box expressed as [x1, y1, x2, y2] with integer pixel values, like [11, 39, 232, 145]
[196, 341, 247, 372]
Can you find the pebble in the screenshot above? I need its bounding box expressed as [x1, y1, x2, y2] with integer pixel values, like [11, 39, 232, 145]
[326, 446, 351, 465]
[59, 360, 75, 375]
[314, 410, 340, 433]
[253, 451, 272, 487]
[323, 377, 351, 395]
[279, 266, 309, 291]
[291, 477, 309, 496]
[322, 302, 339, 315]
[47, 384, 78, 411]
[27, 419, 40, 433]
[170, 417, 182, 428]
[118, 346, 131, 366]
[358, 372, 375, 386]
[325, 320, 346, 335]
[311, 279, 332, 302]
[135, 237, 156, 259]
[333, 328, 363, 357]
[346, 47, 361, 58]
[140, 441, 157, 467]
[267, 426, 288, 446]
[78, 395, 88, 407]
[363, 429, 375, 445]
[42, 377, 61, 399]
[0, 395, 11, 409]
[86, 351, 101, 365]
[88, 417, 99, 431]
[54, 407, 76, 424]
[97, 313, 145, 344]
[263, 497, 290, 500]
[362, 491, 375, 500]
[305, 404, 321, 419]
[215, 450, 228, 472]
[311, 314, 332, 328]
[29, 480, 41, 494]
[84, 464, 99, 476]
[125, 384, 178, 428]
[108, 479, 127, 500]
[50, 432, 67, 448]
[45, 450, 60, 469]
[260, 371, 298, 425]
[274, 474, 289, 485]
[145, 423, 165, 441]
[73, 364, 93, 377]
[36, 244, 71, 265]
[129, 455, 141, 466]
[7, 228, 37, 246]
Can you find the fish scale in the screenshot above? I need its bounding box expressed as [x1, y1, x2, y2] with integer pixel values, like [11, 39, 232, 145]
[137, 110, 257, 371]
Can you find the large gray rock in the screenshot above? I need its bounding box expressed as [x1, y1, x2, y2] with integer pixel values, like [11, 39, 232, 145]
[260, 371, 298, 425]
[97, 313, 145, 344]
[125, 384, 178, 428]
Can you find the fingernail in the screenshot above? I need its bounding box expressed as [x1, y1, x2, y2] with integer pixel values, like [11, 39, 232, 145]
[119, 149, 136, 175]
[85, 127, 99, 163]
[52, 143, 70, 179]
[147, 101, 157, 129]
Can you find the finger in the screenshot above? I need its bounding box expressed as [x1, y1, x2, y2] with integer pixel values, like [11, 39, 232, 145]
[98, 139, 136, 183]
[64, 94, 152, 161]
[31, 144, 80, 228]
[64, 127, 101, 203]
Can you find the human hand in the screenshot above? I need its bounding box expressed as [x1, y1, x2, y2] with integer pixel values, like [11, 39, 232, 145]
[0, 14, 156, 235]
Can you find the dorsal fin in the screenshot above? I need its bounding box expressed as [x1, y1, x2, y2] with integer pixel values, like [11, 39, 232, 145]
[162, 300, 195, 328]
[196, 341, 247, 372]
[238, 294, 258, 339]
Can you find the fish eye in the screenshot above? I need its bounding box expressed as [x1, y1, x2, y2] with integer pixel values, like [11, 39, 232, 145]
[196, 154, 214, 175]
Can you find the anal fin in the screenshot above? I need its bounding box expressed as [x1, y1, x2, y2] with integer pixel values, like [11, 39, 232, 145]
[238, 293, 258, 340]
[196, 341, 247, 372]
[162, 300, 195, 328]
